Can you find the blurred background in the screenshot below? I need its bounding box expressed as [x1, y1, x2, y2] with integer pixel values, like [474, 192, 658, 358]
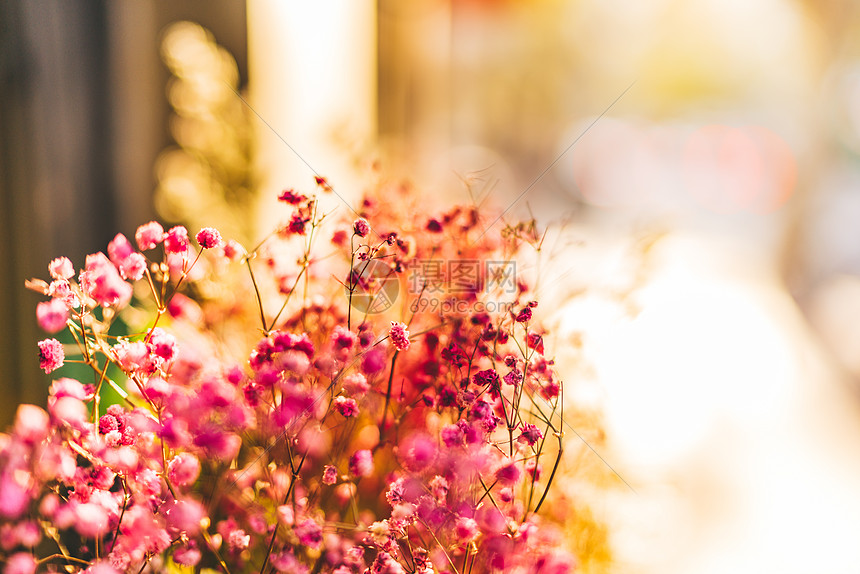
[3, 0, 860, 572]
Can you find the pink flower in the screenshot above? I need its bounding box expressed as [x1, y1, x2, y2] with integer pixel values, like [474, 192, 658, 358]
[322, 465, 338, 485]
[37, 338, 64, 373]
[49, 396, 87, 429]
[527, 332, 544, 354]
[388, 322, 410, 351]
[147, 327, 177, 362]
[113, 341, 153, 374]
[454, 517, 479, 543]
[173, 543, 201, 566]
[107, 234, 146, 281]
[163, 498, 205, 536]
[518, 423, 543, 446]
[36, 298, 70, 333]
[399, 433, 436, 472]
[331, 325, 357, 355]
[48, 279, 77, 307]
[79, 252, 133, 308]
[494, 461, 521, 486]
[361, 348, 386, 374]
[51, 377, 91, 400]
[0, 474, 29, 519]
[168, 453, 201, 487]
[3, 552, 36, 574]
[294, 518, 322, 549]
[342, 373, 369, 396]
[349, 449, 374, 478]
[353, 218, 370, 237]
[195, 227, 222, 249]
[164, 226, 189, 254]
[48, 256, 74, 280]
[135, 221, 165, 250]
[74, 502, 109, 537]
[278, 189, 306, 204]
[222, 239, 243, 260]
[13, 405, 49, 444]
[515, 306, 532, 323]
[334, 396, 359, 418]
[227, 529, 250, 552]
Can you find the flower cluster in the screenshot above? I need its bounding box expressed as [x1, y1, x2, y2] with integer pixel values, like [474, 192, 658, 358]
[1, 183, 580, 574]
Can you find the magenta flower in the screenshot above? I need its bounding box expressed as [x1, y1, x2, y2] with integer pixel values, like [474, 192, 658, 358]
[195, 227, 222, 249]
[353, 218, 370, 237]
[48, 256, 74, 280]
[334, 396, 359, 418]
[349, 449, 374, 478]
[322, 465, 338, 485]
[135, 220, 165, 250]
[108, 233, 146, 280]
[388, 321, 410, 351]
[294, 518, 322, 549]
[164, 225, 190, 254]
[37, 338, 64, 373]
[168, 453, 201, 486]
[3, 552, 36, 574]
[518, 423, 543, 446]
[79, 252, 133, 308]
[278, 188, 304, 204]
[494, 460, 521, 486]
[36, 298, 70, 333]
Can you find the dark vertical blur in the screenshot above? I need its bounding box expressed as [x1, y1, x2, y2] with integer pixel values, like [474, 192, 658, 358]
[0, 0, 246, 426]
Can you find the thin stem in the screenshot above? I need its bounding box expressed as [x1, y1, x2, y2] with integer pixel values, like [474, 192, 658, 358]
[379, 350, 400, 442]
[244, 256, 268, 333]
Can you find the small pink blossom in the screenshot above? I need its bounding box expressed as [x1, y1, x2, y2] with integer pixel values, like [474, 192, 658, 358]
[168, 453, 201, 486]
[454, 516, 479, 543]
[36, 298, 70, 333]
[108, 233, 146, 280]
[227, 529, 250, 552]
[164, 226, 190, 254]
[74, 502, 109, 537]
[79, 252, 132, 308]
[342, 373, 369, 396]
[515, 306, 532, 323]
[0, 474, 29, 519]
[135, 221, 165, 250]
[518, 423, 543, 446]
[113, 340, 153, 374]
[349, 449, 374, 478]
[3, 552, 36, 574]
[48, 256, 74, 280]
[163, 498, 205, 536]
[494, 461, 521, 486]
[49, 396, 87, 429]
[278, 189, 306, 204]
[294, 518, 322, 549]
[196, 227, 222, 249]
[173, 543, 201, 566]
[388, 322, 410, 351]
[334, 396, 359, 418]
[147, 327, 177, 362]
[353, 218, 370, 237]
[13, 404, 49, 444]
[322, 465, 338, 485]
[222, 239, 243, 260]
[48, 279, 77, 307]
[361, 348, 386, 374]
[37, 338, 64, 373]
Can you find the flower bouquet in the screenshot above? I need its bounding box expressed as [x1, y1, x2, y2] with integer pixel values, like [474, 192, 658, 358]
[1, 181, 580, 574]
